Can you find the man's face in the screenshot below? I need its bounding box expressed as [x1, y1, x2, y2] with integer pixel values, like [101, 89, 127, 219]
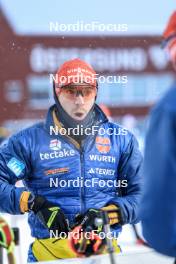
[56, 84, 97, 121]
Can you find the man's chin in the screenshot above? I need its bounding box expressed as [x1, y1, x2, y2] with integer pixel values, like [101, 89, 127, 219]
[72, 113, 87, 121]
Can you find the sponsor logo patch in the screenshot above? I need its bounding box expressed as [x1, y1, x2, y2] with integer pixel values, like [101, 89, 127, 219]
[45, 167, 69, 176]
[89, 154, 116, 163]
[88, 167, 115, 176]
[96, 137, 111, 154]
[7, 157, 25, 177]
[49, 139, 61, 151]
[40, 149, 75, 160]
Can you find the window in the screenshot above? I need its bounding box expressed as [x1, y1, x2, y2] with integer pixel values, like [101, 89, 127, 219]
[27, 75, 54, 109]
[97, 74, 174, 106]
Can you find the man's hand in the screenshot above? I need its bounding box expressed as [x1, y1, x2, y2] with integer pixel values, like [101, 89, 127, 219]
[75, 204, 123, 231]
[30, 195, 69, 234]
[101, 204, 124, 225]
[20, 192, 69, 234]
[77, 209, 101, 231]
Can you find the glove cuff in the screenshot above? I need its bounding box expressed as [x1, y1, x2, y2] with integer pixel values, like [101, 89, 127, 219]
[19, 191, 31, 213]
[20, 192, 48, 213]
[101, 204, 123, 225]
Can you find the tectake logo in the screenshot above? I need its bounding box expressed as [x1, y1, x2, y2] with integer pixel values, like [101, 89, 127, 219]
[40, 139, 75, 160]
[40, 149, 75, 161]
[49, 139, 61, 150]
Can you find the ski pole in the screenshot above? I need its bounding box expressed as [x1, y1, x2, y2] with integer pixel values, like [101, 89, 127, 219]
[132, 224, 149, 247]
[0, 246, 3, 264]
[96, 211, 117, 264]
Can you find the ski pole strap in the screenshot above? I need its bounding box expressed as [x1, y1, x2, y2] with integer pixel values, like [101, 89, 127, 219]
[19, 191, 31, 213]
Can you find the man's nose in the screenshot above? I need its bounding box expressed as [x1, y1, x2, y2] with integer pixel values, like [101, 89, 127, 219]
[75, 94, 85, 104]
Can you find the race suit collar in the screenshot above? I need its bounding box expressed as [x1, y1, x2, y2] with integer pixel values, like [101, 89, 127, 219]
[44, 104, 108, 138]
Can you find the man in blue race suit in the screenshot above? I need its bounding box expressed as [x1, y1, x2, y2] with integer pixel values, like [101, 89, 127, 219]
[140, 11, 176, 258]
[0, 58, 142, 262]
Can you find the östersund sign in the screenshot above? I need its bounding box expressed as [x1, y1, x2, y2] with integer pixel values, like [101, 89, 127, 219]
[29, 44, 169, 73]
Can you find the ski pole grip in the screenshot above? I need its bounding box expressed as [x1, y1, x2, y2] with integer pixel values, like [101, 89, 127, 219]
[100, 211, 109, 225]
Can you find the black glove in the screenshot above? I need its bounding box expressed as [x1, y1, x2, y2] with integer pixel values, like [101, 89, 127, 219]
[75, 209, 101, 232]
[29, 195, 69, 234]
[74, 204, 124, 231]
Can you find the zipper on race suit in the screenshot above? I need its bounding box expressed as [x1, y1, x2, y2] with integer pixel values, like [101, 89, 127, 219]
[55, 133, 86, 215]
[80, 144, 85, 214]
